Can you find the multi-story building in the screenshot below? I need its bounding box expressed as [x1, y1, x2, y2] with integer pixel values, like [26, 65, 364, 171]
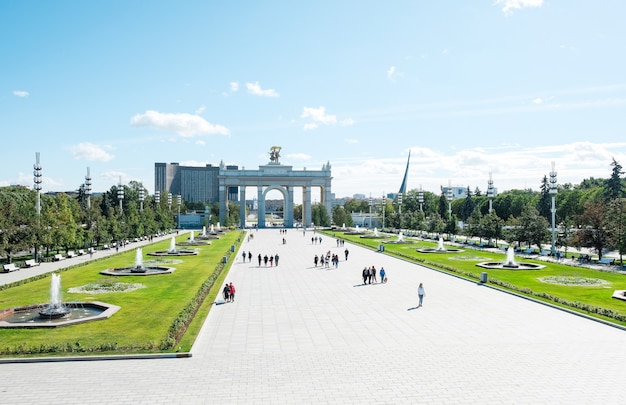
[154, 162, 239, 203]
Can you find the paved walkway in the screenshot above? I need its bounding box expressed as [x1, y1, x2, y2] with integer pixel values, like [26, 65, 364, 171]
[1, 229, 626, 404]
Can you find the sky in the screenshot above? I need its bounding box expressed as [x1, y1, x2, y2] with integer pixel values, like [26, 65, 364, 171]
[2, 0, 626, 203]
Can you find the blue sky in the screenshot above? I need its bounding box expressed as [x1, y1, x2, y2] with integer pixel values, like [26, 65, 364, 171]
[2, 0, 626, 202]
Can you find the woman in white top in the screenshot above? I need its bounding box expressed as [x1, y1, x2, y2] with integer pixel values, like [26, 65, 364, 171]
[418, 283, 425, 307]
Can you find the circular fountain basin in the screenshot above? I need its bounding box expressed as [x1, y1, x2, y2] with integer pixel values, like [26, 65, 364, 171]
[0, 302, 120, 328]
[148, 250, 198, 257]
[417, 247, 463, 252]
[476, 262, 545, 270]
[100, 265, 176, 276]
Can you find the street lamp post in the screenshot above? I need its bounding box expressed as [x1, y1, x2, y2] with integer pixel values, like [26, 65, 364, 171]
[368, 195, 373, 229]
[168, 192, 172, 212]
[117, 176, 124, 213]
[446, 180, 453, 216]
[177, 195, 182, 229]
[397, 193, 403, 230]
[139, 185, 145, 211]
[85, 167, 92, 210]
[418, 186, 424, 212]
[549, 162, 558, 255]
[487, 172, 495, 214]
[33, 152, 43, 216]
[381, 194, 386, 230]
[155, 191, 160, 208]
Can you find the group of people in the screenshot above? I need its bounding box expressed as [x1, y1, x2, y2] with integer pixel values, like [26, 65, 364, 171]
[222, 282, 236, 303]
[361, 265, 386, 284]
[314, 251, 340, 268]
[240, 250, 280, 267]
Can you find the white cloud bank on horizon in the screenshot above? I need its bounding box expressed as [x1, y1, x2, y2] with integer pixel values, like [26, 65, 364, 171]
[130, 110, 230, 137]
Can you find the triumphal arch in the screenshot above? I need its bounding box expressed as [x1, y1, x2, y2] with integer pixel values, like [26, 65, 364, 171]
[218, 146, 333, 228]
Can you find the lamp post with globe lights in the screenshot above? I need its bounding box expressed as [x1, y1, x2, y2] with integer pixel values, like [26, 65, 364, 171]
[85, 167, 92, 210]
[549, 162, 558, 255]
[33, 152, 43, 216]
[177, 195, 182, 229]
[418, 186, 424, 212]
[139, 185, 145, 211]
[117, 176, 124, 214]
[487, 173, 495, 214]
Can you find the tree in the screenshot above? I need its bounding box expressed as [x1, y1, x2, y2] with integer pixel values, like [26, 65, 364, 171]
[515, 205, 549, 249]
[573, 200, 609, 259]
[538, 175, 551, 222]
[605, 198, 626, 264]
[604, 158, 624, 201]
[312, 203, 330, 227]
[461, 186, 475, 222]
[332, 205, 353, 227]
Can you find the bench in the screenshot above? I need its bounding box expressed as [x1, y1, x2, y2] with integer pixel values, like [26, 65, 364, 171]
[24, 259, 39, 267]
[523, 248, 535, 254]
[78, 249, 86, 255]
[598, 258, 615, 265]
[539, 250, 551, 256]
[103, 244, 109, 250]
[67, 251, 77, 258]
[2, 263, 20, 272]
[53, 254, 65, 261]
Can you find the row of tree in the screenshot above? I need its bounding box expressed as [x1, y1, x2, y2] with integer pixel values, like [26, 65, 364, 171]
[1, 159, 624, 263]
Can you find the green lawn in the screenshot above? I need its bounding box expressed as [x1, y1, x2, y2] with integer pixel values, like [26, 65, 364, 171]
[329, 231, 626, 326]
[0, 231, 243, 357]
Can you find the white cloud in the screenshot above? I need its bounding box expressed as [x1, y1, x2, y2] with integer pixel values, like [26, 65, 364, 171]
[532, 97, 543, 104]
[179, 160, 209, 167]
[230, 81, 239, 92]
[345, 138, 359, 144]
[495, 0, 544, 15]
[130, 110, 230, 137]
[71, 142, 115, 162]
[195, 105, 206, 115]
[13, 90, 29, 97]
[301, 106, 337, 124]
[387, 66, 396, 80]
[101, 171, 128, 184]
[246, 81, 279, 97]
[286, 153, 311, 161]
[303, 122, 318, 131]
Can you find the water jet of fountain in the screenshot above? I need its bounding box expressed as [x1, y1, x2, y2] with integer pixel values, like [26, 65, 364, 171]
[437, 237, 445, 251]
[168, 236, 176, 253]
[210, 224, 215, 233]
[373, 227, 379, 237]
[39, 273, 70, 319]
[397, 232, 404, 242]
[189, 230, 195, 242]
[202, 226, 207, 236]
[135, 248, 143, 269]
[505, 247, 518, 267]
[217, 222, 221, 231]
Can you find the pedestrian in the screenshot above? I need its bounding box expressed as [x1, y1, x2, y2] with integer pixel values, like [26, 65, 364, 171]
[275, 254, 279, 266]
[223, 283, 231, 302]
[269, 256, 274, 266]
[362, 266, 369, 284]
[314, 254, 319, 267]
[380, 267, 386, 283]
[258, 253, 262, 267]
[229, 282, 236, 303]
[248, 251, 252, 262]
[418, 282, 425, 307]
[242, 251, 246, 262]
[264, 254, 269, 266]
[344, 248, 349, 260]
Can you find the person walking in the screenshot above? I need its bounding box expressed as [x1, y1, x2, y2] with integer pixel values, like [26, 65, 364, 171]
[223, 283, 231, 302]
[418, 282, 425, 307]
[248, 251, 252, 262]
[362, 266, 369, 284]
[371, 266, 377, 283]
[242, 251, 246, 262]
[380, 267, 386, 283]
[229, 282, 236, 303]
[258, 254, 262, 267]
[274, 253, 279, 266]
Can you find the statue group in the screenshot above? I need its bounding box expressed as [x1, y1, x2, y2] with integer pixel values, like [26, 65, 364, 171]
[269, 146, 281, 163]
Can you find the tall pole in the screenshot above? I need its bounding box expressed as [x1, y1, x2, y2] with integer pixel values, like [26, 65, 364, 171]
[33, 152, 43, 262]
[418, 186, 424, 212]
[177, 195, 182, 228]
[117, 176, 124, 214]
[381, 194, 386, 230]
[139, 184, 145, 211]
[549, 162, 558, 255]
[447, 180, 453, 217]
[33, 152, 43, 216]
[487, 172, 495, 214]
[398, 193, 403, 230]
[85, 167, 92, 210]
[368, 195, 373, 229]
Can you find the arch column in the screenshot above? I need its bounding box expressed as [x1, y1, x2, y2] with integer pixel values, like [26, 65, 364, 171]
[285, 186, 294, 228]
[303, 186, 312, 228]
[218, 184, 227, 225]
[239, 187, 246, 228]
[257, 185, 266, 228]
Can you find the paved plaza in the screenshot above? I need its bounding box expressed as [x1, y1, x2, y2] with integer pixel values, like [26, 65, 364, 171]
[1, 229, 626, 404]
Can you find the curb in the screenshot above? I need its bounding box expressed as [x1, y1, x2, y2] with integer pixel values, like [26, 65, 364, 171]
[0, 352, 192, 364]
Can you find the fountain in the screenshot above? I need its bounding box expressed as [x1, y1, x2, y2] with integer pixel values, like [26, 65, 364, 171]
[417, 237, 462, 252]
[101, 248, 177, 276]
[345, 225, 366, 235]
[0, 273, 120, 328]
[477, 247, 545, 270]
[38, 273, 70, 319]
[148, 236, 198, 256]
[197, 225, 219, 240]
[384, 231, 415, 244]
[179, 230, 210, 246]
[360, 227, 388, 239]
